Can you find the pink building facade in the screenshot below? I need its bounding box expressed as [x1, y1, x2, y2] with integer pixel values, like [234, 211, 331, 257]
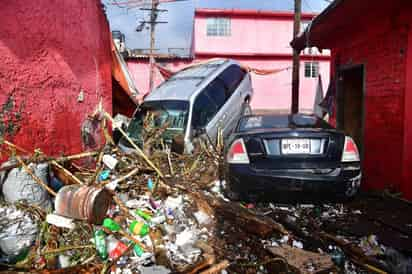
[127, 8, 330, 112]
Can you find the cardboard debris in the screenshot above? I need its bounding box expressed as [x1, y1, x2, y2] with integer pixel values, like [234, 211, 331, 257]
[268, 244, 334, 274]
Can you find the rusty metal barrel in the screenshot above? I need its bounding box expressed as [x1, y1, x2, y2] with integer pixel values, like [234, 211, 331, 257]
[55, 185, 112, 224]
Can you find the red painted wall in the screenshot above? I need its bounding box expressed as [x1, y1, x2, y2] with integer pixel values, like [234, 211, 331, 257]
[328, 9, 410, 196]
[402, 11, 412, 200]
[0, 0, 112, 158]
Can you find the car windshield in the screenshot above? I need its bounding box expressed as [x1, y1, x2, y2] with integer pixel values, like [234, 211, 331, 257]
[238, 114, 333, 131]
[126, 100, 189, 142]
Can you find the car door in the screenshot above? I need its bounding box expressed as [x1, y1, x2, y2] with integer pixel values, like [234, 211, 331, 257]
[216, 65, 247, 137]
[191, 89, 219, 143]
[202, 79, 228, 141]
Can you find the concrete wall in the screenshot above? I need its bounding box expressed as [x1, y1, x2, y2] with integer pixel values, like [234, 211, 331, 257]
[193, 9, 330, 112]
[194, 13, 296, 55]
[195, 57, 330, 111]
[127, 59, 192, 96]
[0, 0, 112, 157]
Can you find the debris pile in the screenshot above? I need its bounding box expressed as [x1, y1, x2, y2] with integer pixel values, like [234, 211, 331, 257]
[0, 110, 411, 273]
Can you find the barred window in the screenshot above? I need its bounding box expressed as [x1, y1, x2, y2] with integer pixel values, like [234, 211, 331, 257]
[304, 62, 319, 78]
[206, 18, 231, 36]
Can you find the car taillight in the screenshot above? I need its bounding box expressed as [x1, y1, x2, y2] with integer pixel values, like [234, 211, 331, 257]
[342, 136, 360, 162]
[227, 138, 250, 164]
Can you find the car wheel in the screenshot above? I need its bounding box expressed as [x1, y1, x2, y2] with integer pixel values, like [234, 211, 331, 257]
[222, 181, 241, 201]
[242, 102, 252, 116]
[344, 175, 361, 198]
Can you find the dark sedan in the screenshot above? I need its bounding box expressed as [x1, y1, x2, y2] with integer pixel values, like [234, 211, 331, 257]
[224, 114, 361, 202]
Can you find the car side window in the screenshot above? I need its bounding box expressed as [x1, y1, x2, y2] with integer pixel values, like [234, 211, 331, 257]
[218, 65, 246, 97]
[192, 92, 218, 129]
[204, 79, 227, 109]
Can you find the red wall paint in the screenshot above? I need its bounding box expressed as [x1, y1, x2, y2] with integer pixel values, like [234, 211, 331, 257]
[0, 0, 112, 158]
[402, 15, 412, 200]
[328, 13, 409, 195]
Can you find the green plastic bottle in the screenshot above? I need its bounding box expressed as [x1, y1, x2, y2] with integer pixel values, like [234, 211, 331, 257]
[103, 218, 121, 232]
[136, 209, 152, 221]
[133, 243, 144, 257]
[129, 220, 150, 236]
[94, 230, 108, 260]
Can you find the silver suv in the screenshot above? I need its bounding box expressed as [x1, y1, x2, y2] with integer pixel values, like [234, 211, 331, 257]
[119, 59, 254, 153]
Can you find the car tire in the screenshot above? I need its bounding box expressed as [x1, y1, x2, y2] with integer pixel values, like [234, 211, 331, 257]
[222, 181, 241, 201]
[344, 174, 361, 199]
[242, 102, 252, 116]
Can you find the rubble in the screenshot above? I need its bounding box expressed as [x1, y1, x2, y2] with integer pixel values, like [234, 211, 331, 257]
[0, 109, 411, 274]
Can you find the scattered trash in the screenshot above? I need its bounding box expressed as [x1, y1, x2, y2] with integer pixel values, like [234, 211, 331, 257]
[103, 154, 118, 170]
[193, 210, 211, 225]
[139, 265, 171, 274]
[99, 170, 111, 181]
[147, 178, 154, 192]
[94, 229, 108, 260]
[0, 109, 411, 273]
[329, 246, 345, 267]
[2, 162, 51, 209]
[50, 176, 65, 192]
[384, 247, 412, 274]
[46, 214, 75, 229]
[129, 220, 149, 236]
[359, 235, 383, 256]
[0, 205, 38, 263]
[292, 240, 304, 249]
[268, 244, 334, 274]
[54, 185, 112, 224]
[106, 235, 128, 259]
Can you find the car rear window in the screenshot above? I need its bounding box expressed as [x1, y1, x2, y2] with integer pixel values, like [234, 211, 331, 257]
[238, 114, 333, 132]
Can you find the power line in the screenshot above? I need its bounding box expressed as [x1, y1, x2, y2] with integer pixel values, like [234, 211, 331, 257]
[109, 0, 188, 92]
[303, 0, 314, 12]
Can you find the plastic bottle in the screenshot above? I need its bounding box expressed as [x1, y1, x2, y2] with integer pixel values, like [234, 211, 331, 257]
[129, 221, 149, 237]
[99, 170, 110, 181]
[132, 243, 144, 257]
[150, 215, 166, 225]
[136, 209, 152, 222]
[94, 230, 108, 260]
[106, 235, 128, 259]
[147, 178, 154, 192]
[103, 218, 121, 232]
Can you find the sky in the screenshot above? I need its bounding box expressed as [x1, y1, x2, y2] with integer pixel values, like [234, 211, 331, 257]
[103, 0, 330, 54]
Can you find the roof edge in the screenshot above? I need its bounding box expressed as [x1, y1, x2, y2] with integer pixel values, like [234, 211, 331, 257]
[195, 8, 317, 20]
[291, 0, 343, 51]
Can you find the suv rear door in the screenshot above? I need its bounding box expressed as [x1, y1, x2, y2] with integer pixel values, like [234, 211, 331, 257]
[191, 64, 247, 142]
[214, 65, 247, 137]
[191, 88, 220, 143]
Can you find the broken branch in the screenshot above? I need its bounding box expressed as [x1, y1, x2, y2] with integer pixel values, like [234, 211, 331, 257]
[15, 155, 57, 196]
[103, 111, 164, 178]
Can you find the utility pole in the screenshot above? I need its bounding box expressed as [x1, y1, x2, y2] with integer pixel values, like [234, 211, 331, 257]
[149, 0, 159, 93]
[291, 0, 301, 114]
[125, 0, 187, 93]
[139, 0, 167, 92]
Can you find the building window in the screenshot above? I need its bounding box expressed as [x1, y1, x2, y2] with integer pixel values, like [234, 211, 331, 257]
[206, 17, 231, 36]
[304, 62, 319, 78]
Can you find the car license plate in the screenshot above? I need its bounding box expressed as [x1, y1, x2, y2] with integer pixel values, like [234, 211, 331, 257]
[281, 139, 310, 154]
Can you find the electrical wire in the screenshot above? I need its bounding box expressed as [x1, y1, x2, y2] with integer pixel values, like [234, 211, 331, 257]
[303, 0, 314, 12]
